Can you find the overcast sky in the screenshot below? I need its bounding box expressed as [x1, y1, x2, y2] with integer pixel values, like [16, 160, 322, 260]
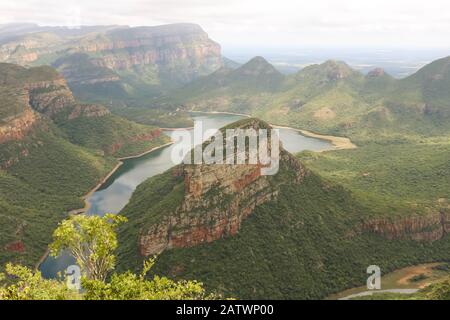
[1, 0, 450, 50]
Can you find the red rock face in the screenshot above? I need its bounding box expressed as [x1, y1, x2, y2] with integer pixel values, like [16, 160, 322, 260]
[139, 149, 307, 257]
[0, 109, 37, 144]
[359, 209, 450, 241]
[0, 24, 223, 83]
[27, 79, 76, 117]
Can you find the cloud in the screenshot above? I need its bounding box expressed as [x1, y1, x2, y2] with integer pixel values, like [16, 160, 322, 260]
[1, 0, 450, 48]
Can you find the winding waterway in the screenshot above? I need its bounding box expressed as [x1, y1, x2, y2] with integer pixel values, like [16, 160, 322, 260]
[40, 113, 332, 278]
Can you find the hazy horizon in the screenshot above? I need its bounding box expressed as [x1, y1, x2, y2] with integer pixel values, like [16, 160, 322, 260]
[2, 0, 450, 50]
[2, 0, 450, 78]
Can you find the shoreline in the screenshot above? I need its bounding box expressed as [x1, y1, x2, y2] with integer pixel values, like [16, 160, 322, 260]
[272, 125, 357, 151]
[36, 141, 174, 270]
[190, 110, 252, 118]
[190, 110, 357, 151]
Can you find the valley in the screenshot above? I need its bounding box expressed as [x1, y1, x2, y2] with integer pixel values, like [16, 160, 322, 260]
[39, 113, 335, 278]
[0, 20, 450, 301]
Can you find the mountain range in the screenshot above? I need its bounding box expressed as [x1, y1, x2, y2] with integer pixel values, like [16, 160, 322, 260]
[1, 22, 450, 299]
[0, 22, 225, 127]
[170, 55, 450, 140]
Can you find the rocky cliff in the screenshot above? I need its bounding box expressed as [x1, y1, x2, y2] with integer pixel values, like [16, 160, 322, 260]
[0, 108, 38, 144]
[137, 119, 306, 256]
[26, 78, 76, 117]
[360, 208, 450, 241]
[0, 62, 169, 161]
[0, 23, 223, 89]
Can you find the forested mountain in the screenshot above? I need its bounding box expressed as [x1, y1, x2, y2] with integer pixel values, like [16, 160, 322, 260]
[0, 62, 168, 267]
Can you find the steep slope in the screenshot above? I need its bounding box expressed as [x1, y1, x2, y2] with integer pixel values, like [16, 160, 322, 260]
[378, 56, 450, 136]
[0, 65, 116, 267]
[0, 63, 169, 157]
[0, 62, 170, 267]
[0, 23, 222, 102]
[117, 118, 450, 299]
[177, 56, 284, 93]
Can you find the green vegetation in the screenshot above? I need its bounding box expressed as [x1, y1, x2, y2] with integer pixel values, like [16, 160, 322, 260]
[0, 122, 117, 268]
[1, 215, 212, 300]
[168, 56, 450, 142]
[50, 214, 127, 281]
[57, 113, 170, 157]
[298, 139, 450, 218]
[409, 274, 428, 283]
[0, 62, 170, 268]
[0, 63, 59, 121]
[108, 105, 194, 128]
[117, 163, 450, 299]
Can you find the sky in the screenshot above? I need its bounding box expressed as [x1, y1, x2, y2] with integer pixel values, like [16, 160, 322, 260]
[1, 0, 450, 50]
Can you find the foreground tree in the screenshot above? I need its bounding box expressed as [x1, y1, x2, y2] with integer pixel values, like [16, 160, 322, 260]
[1, 214, 214, 300]
[82, 258, 212, 300]
[49, 214, 127, 281]
[0, 259, 211, 300]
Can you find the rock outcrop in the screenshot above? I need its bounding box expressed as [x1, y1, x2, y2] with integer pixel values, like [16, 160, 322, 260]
[139, 119, 307, 256]
[0, 23, 223, 86]
[360, 208, 450, 241]
[27, 78, 76, 117]
[0, 108, 38, 144]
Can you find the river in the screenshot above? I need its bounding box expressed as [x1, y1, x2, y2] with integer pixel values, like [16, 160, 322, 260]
[39, 113, 332, 278]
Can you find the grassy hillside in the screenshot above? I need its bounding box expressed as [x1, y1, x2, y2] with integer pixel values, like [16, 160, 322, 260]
[0, 121, 116, 268]
[298, 139, 450, 218]
[117, 159, 450, 299]
[115, 116, 450, 299]
[55, 112, 170, 157]
[168, 56, 450, 142]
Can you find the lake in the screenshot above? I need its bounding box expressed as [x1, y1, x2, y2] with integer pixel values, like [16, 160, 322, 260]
[39, 113, 332, 278]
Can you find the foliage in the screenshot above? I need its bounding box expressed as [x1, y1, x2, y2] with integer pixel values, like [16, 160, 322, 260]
[0, 259, 211, 300]
[82, 258, 210, 300]
[57, 113, 170, 157]
[298, 139, 450, 218]
[117, 163, 450, 299]
[425, 277, 450, 300]
[0, 123, 116, 269]
[50, 214, 127, 281]
[1, 216, 213, 300]
[0, 263, 80, 300]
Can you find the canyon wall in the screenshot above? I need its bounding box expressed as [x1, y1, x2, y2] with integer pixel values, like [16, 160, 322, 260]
[0, 24, 223, 86]
[360, 208, 450, 241]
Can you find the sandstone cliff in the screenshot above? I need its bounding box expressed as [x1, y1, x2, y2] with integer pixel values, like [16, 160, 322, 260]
[0, 62, 168, 161]
[138, 119, 307, 256]
[360, 208, 450, 241]
[0, 23, 223, 88]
